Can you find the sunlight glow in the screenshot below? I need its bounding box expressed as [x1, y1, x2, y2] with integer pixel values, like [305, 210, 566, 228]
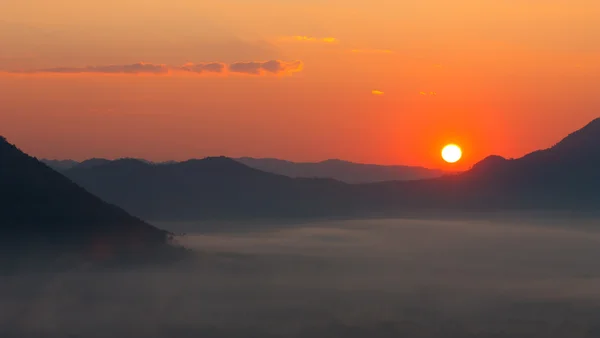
[441, 144, 462, 163]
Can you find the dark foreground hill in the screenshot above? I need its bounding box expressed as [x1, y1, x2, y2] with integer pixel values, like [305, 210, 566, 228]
[0, 137, 185, 271]
[61, 118, 600, 221]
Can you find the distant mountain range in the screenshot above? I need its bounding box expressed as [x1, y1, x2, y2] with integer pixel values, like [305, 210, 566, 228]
[43, 157, 446, 183]
[41, 159, 80, 171]
[0, 136, 183, 271]
[46, 118, 600, 221]
[235, 158, 445, 183]
[61, 157, 350, 221]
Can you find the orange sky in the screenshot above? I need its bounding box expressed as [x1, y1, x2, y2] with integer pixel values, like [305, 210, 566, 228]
[1, 0, 599, 170]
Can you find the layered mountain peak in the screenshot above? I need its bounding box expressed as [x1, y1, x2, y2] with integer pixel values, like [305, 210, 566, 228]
[469, 155, 508, 173]
[550, 117, 600, 156]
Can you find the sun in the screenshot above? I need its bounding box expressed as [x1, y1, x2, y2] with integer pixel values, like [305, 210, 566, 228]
[441, 144, 462, 163]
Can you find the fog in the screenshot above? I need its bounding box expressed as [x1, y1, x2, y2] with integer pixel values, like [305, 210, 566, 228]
[3, 217, 600, 337]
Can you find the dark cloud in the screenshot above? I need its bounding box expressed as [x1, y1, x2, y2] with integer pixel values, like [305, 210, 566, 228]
[229, 60, 303, 75]
[36, 62, 170, 74]
[229, 61, 262, 75]
[179, 62, 226, 73]
[7, 60, 304, 76]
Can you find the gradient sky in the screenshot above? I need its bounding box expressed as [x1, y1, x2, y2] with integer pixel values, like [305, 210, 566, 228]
[1, 0, 599, 169]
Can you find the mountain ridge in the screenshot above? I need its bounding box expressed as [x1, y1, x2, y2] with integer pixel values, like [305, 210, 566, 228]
[235, 157, 446, 183]
[38, 117, 600, 222]
[43, 156, 447, 183]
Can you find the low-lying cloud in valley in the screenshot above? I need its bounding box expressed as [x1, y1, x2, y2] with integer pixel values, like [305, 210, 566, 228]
[4, 216, 600, 337]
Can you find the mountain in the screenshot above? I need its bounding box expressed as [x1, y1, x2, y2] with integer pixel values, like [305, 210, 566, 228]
[77, 158, 112, 169]
[43, 158, 181, 171]
[235, 158, 445, 183]
[41, 158, 112, 171]
[362, 118, 600, 211]
[63, 157, 354, 220]
[61, 118, 600, 221]
[44, 157, 444, 183]
[0, 136, 183, 270]
[40, 159, 79, 170]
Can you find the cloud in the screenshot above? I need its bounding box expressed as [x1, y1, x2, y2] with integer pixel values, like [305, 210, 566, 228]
[34, 62, 170, 74]
[371, 90, 384, 95]
[229, 60, 303, 75]
[351, 49, 393, 54]
[280, 36, 339, 44]
[321, 37, 338, 43]
[228, 62, 262, 75]
[6, 60, 303, 76]
[179, 62, 226, 73]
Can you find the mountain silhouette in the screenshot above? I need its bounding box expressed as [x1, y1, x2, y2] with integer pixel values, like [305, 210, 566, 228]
[235, 157, 445, 183]
[77, 158, 112, 169]
[40, 159, 79, 170]
[43, 157, 445, 183]
[60, 118, 600, 221]
[0, 136, 183, 271]
[367, 117, 600, 211]
[63, 156, 353, 220]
